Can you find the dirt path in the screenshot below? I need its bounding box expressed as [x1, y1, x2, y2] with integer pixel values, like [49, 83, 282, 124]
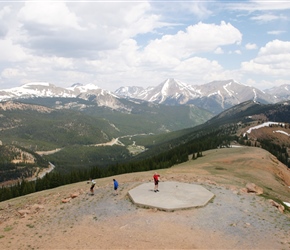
[1, 147, 290, 249]
[36, 148, 62, 156]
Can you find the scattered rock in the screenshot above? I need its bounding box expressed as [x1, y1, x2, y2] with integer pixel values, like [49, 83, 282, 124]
[269, 199, 285, 213]
[240, 188, 248, 193]
[31, 204, 44, 212]
[17, 209, 31, 216]
[70, 192, 79, 199]
[205, 180, 217, 185]
[62, 198, 71, 203]
[245, 183, 263, 194]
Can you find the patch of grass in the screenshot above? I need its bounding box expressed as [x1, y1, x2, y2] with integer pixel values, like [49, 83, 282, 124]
[26, 224, 34, 228]
[0, 235, 4, 239]
[215, 167, 227, 170]
[4, 226, 13, 232]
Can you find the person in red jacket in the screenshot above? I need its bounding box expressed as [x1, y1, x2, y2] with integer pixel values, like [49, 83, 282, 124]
[153, 172, 160, 192]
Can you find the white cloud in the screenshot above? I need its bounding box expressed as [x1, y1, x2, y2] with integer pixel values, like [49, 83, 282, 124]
[18, 2, 83, 30]
[172, 57, 233, 84]
[0, 5, 11, 18]
[241, 40, 290, 77]
[259, 40, 290, 56]
[175, 57, 222, 73]
[0, 39, 28, 62]
[214, 47, 224, 54]
[226, 1, 290, 12]
[251, 14, 287, 23]
[144, 21, 242, 60]
[186, 2, 212, 19]
[12, 1, 166, 59]
[0, 1, 289, 91]
[268, 30, 286, 35]
[245, 43, 257, 50]
[229, 50, 242, 55]
[0, 5, 14, 38]
[1, 67, 26, 79]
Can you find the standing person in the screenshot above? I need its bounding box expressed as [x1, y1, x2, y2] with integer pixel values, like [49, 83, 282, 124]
[153, 172, 160, 192]
[88, 178, 96, 195]
[113, 179, 119, 195]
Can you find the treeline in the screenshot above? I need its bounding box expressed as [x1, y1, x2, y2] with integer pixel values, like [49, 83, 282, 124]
[259, 139, 290, 168]
[0, 129, 234, 202]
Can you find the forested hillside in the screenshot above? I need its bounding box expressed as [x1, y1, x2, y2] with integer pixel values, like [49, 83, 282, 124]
[0, 100, 289, 202]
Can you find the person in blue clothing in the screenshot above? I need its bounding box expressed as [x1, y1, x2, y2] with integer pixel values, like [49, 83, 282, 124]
[113, 179, 119, 195]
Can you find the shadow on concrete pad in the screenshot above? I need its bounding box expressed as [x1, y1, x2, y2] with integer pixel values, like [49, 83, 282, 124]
[128, 181, 215, 212]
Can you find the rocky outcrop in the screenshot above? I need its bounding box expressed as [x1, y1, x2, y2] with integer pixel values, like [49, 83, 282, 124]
[269, 199, 285, 213]
[62, 198, 72, 203]
[17, 204, 44, 217]
[62, 190, 83, 203]
[70, 192, 80, 199]
[246, 183, 263, 194]
[243, 183, 263, 194]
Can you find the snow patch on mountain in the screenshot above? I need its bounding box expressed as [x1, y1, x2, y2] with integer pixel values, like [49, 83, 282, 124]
[223, 82, 234, 97]
[67, 83, 100, 92]
[273, 130, 290, 137]
[246, 122, 285, 134]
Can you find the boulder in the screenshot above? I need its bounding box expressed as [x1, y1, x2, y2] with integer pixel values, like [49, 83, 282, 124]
[62, 198, 71, 203]
[70, 192, 79, 199]
[269, 199, 285, 213]
[245, 183, 263, 194]
[17, 209, 30, 216]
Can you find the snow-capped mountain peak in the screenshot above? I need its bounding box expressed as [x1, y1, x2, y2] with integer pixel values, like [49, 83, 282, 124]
[116, 78, 201, 105]
[67, 83, 100, 93]
[113, 78, 279, 113]
[0, 79, 288, 114]
[0, 82, 74, 99]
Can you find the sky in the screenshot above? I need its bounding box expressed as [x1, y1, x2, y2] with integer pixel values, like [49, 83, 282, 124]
[0, 0, 289, 91]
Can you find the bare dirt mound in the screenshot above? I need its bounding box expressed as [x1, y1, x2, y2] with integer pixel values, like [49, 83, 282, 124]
[0, 146, 290, 249]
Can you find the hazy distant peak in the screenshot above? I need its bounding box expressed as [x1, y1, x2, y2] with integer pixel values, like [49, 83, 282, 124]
[114, 86, 145, 97]
[21, 82, 51, 88]
[67, 83, 100, 92]
[70, 83, 83, 88]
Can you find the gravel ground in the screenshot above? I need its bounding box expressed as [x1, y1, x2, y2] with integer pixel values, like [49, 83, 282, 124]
[0, 181, 290, 249]
[1, 147, 290, 249]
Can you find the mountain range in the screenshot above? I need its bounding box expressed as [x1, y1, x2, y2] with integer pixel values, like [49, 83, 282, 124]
[116, 79, 290, 113]
[1, 79, 290, 114]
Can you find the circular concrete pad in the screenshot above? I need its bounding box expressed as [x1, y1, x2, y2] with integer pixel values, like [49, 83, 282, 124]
[128, 181, 215, 211]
